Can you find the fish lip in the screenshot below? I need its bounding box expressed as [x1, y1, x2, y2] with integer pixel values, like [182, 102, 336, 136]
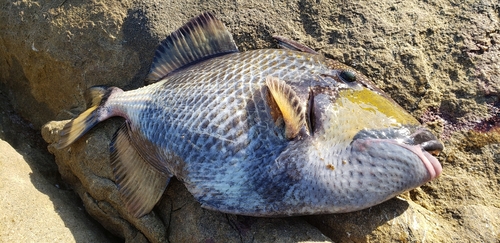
[393, 142, 443, 181]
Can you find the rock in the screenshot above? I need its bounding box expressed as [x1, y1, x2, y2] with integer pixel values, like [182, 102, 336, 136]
[2, 0, 500, 242]
[0, 0, 141, 129]
[0, 137, 112, 242]
[308, 197, 463, 242]
[0, 88, 118, 242]
[310, 191, 500, 242]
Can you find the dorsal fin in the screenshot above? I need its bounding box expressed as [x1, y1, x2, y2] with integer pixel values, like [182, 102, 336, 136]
[110, 123, 171, 217]
[273, 36, 318, 54]
[265, 76, 307, 139]
[146, 12, 239, 84]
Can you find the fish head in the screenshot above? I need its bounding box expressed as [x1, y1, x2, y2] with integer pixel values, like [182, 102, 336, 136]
[272, 59, 443, 211]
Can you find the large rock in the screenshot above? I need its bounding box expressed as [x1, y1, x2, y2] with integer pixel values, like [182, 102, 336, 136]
[2, 0, 500, 242]
[0, 90, 114, 242]
[0, 139, 113, 242]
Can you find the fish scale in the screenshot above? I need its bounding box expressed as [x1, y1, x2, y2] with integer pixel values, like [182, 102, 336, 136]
[56, 12, 443, 217]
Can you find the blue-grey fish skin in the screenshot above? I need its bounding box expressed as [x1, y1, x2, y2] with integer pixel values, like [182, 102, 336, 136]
[104, 48, 439, 216]
[109, 49, 318, 214]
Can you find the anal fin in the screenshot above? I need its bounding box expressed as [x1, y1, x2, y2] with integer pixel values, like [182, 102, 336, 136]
[110, 123, 171, 217]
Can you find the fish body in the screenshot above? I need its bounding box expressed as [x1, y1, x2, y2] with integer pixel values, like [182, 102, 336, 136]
[57, 13, 443, 217]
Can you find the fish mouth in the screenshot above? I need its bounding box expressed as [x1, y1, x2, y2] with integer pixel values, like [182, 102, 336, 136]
[410, 128, 443, 181]
[387, 128, 443, 181]
[353, 127, 443, 181]
[396, 143, 443, 181]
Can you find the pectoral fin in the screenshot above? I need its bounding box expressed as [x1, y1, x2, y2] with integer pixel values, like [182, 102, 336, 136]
[265, 76, 307, 139]
[110, 123, 171, 217]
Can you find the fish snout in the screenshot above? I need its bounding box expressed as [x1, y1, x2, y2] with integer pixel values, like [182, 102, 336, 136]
[411, 129, 444, 156]
[407, 128, 443, 181]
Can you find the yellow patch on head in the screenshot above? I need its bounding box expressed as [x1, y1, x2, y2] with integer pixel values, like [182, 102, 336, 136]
[315, 87, 419, 148]
[341, 88, 419, 126]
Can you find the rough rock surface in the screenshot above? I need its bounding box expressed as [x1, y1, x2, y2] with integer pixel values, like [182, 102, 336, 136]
[1, 0, 500, 242]
[0, 91, 115, 242]
[0, 139, 111, 242]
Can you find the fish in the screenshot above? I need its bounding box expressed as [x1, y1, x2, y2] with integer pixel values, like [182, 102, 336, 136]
[55, 12, 443, 217]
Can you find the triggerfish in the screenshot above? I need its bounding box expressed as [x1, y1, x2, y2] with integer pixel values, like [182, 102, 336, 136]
[56, 12, 443, 217]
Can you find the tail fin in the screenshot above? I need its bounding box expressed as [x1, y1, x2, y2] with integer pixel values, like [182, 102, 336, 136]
[55, 86, 118, 149]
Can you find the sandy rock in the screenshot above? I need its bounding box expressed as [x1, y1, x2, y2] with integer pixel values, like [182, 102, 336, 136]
[0, 138, 111, 242]
[2, 0, 500, 242]
[0, 89, 117, 242]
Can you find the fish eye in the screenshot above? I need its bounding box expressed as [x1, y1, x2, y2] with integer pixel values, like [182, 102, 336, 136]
[339, 70, 357, 83]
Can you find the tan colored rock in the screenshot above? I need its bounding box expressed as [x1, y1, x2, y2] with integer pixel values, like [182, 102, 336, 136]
[0, 139, 110, 242]
[309, 198, 463, 242]
[2, 0, 500, 242]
